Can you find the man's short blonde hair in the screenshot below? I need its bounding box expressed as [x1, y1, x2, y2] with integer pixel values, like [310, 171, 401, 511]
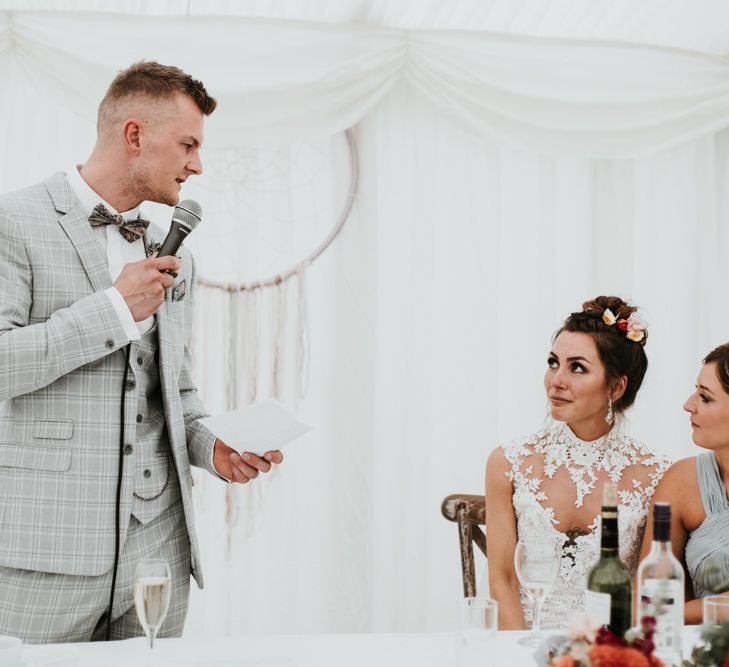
[98, 60, 216, 134]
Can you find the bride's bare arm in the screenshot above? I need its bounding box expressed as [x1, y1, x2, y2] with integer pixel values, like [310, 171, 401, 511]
[485, 447, 526, 630]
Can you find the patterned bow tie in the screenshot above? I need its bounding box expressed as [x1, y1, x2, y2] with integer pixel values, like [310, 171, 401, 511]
[88, 203, 149, 243]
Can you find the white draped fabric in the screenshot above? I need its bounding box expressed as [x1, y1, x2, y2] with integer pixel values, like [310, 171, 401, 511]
[1, 0, 729, 637]
[1, 10, 729, 153]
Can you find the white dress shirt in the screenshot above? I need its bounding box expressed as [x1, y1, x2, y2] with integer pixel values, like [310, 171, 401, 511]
[64, 165, 153, 339]
[65, 166, 224, 476]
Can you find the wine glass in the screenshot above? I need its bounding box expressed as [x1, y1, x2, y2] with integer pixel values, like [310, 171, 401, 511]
[513, 538, 561, 647]
[134, 559, 171, 649]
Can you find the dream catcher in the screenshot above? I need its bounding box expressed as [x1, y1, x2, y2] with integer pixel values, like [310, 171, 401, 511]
[184, 130, 359, 540]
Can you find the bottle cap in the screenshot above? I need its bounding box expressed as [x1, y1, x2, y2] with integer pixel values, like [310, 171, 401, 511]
[653, 502, 671, 541]
[602, 482, 618, 507]
[654, 502, 671, 522]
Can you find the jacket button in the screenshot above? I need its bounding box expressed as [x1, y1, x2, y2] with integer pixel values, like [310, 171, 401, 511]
[143, 469, 152, 479]
[105, 340, 114, 349]
[136, 414, 143, 423]
[123, 443, 133, 455]
[137, 356, 143, 366]
[126, 379, 136, 390]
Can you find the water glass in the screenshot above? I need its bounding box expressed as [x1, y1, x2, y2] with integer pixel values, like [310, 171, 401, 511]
[703, 594, 729, 625]
[457, 597, 498, 666]
[458, 597, 498, 638]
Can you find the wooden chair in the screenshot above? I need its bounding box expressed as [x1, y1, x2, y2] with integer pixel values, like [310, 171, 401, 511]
[442, 494, 588, 598]
[441, 494, 486, 597]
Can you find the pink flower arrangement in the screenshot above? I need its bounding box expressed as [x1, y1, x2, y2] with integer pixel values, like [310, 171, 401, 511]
[549, 615, 664, 667]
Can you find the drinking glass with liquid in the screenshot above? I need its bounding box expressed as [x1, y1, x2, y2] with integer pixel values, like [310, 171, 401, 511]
[513, 538, 561, 647]
[134, 558, 172, 649]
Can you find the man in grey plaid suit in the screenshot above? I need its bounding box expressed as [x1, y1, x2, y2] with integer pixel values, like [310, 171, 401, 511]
[0, 62, 283, 643]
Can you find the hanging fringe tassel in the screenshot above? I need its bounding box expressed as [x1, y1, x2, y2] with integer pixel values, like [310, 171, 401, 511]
[245, 286, 260, 405]
[225, 290, 240, 554]
[271, 277, 287, 400]
[296, 261, 310, 403]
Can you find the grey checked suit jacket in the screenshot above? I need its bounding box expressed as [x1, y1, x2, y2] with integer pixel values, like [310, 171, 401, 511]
[0, 172, 216, 585]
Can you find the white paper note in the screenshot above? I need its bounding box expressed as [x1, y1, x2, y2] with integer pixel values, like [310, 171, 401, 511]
[199, 399, 312, 456]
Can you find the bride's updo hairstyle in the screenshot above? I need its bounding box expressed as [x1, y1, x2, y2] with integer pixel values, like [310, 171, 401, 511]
[555, 295, 649, 415]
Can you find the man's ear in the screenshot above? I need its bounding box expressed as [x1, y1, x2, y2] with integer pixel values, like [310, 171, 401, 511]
[122, 119, 142, 155]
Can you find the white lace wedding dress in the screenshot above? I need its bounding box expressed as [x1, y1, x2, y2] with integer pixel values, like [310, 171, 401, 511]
[502, 422, 670, 630]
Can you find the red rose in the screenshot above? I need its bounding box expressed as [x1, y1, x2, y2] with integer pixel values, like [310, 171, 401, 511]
[617, 319, 629, 332]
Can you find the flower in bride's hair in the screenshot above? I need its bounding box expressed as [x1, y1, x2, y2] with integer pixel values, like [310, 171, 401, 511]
[603, 309, 617, 326]
[566, 612, 599, 642]
[627, 329, 645, 342]
[627, 312, 647, 331]
[617, 319, 629, 332]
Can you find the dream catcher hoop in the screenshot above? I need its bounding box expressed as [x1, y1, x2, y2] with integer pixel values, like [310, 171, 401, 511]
[194, 129, 359, 412]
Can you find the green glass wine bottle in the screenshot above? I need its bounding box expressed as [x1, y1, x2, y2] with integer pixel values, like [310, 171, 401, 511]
[585, 482, 632, 636]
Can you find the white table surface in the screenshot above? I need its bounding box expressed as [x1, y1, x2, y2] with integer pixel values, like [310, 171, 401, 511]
[19, 627, 705, 667]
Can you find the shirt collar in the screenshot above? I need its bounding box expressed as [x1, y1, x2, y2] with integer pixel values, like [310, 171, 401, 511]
[65, 165, 141, 222]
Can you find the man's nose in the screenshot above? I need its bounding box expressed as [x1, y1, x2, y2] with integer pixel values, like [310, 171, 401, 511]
[188, 153, 203, 176]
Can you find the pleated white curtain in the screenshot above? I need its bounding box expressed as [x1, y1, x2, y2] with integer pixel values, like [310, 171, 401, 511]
[1, 11, 729, 153]
[1, 2, 729, 636]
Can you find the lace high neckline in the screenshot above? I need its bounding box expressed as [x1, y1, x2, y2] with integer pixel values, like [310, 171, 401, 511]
[563, 422, 616, 449]
[542, 421, 621, 507]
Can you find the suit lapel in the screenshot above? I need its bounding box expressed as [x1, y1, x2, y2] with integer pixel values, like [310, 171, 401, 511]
[45, 172, 113, 293]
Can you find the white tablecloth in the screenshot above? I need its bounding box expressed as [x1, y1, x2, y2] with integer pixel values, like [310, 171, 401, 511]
[19, 627, 704, 667]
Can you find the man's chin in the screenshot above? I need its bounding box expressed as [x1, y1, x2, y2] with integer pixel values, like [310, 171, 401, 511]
[148, 192, 180, 207]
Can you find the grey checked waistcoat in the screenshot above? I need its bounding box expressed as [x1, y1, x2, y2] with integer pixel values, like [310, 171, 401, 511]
[127, 324, 181, 525]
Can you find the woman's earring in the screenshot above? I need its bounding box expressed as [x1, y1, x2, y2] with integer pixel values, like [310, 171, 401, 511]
[605, 396, 614, 424]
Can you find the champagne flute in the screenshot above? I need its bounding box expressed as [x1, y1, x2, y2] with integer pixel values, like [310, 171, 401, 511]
[513, 538, 561, 647]
[134, 559, 171, 649]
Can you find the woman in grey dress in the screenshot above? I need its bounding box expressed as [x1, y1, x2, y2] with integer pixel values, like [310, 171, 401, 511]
[639, 342, 729, 624]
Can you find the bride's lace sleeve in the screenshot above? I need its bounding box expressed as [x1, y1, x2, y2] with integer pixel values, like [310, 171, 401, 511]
[619, 437, 672, 513]
[501, 430, 549, 502]
[618, 437, 672, 573]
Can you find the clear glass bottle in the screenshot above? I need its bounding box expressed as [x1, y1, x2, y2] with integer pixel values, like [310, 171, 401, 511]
[636, 502, 684, 667]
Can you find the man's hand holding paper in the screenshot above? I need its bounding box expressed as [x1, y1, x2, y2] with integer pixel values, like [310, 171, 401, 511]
[212, 441, 283, 484]
[201, 399, 312, 484]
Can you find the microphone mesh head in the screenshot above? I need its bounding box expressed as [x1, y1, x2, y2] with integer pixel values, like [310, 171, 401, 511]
[173, 200, 202, 231]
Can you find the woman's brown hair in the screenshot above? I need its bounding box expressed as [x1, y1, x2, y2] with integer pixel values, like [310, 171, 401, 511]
[555, 295, 648, 414]
[704, 343, 729, 395]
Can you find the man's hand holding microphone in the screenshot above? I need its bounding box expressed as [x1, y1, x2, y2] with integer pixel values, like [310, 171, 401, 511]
[114, 255, 181, 321]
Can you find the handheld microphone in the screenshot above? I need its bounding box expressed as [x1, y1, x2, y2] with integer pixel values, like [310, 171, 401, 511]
[157, 200, 202, 257]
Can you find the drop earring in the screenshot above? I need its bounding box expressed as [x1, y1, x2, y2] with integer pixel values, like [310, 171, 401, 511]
[605, 396, 614, 424]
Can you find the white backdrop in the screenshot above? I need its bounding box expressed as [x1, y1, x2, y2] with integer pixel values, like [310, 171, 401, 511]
[1, 0, 729, 637]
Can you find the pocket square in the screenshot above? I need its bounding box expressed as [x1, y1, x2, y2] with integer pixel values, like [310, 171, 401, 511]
[172, 279, 187, 302]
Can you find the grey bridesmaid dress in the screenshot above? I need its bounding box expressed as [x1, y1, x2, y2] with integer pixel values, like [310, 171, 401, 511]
[685, 452, 729, 597]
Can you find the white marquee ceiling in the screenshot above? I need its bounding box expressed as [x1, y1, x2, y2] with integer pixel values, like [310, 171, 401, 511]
[0, 0, 728, 54]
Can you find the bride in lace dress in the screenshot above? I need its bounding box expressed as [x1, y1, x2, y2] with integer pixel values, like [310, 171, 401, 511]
[485, 296, 670, 631]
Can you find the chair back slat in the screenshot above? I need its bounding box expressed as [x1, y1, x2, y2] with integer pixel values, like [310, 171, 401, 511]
[441, 494, 487, 597]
